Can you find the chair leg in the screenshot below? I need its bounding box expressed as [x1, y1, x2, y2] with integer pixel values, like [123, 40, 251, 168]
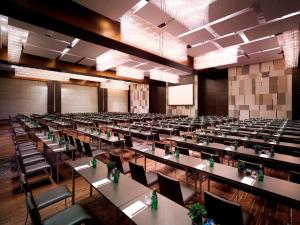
[25, 212, 28, 225]
[65, 198, 67, 207]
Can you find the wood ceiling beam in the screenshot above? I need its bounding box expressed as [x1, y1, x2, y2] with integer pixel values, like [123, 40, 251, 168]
[0, 48, 150, 84]
[1, 0, 194, 74]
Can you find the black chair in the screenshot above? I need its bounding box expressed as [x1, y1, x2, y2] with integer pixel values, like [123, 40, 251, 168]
[201, 151, 221, 163]
[129, 161, 158, 187]
[124, 134, 141, 148]
[175, 146, 189, 156]
[157, 172, 196, 206]
[154, 141, 166, 149]
[82, 142, 106, 157]
[25, 192, 91, 225]
[153, 133, 160, 141]
[75, 138, 84, 155]
[290, 171, 300, 184]
[204, 191, 253, 225]
[238, 160, 264, 172]
[20, 173, 72, 224]
[109, 152, 130, 174]
[68, 135, 75, 146]
[63, 133, 68, 142]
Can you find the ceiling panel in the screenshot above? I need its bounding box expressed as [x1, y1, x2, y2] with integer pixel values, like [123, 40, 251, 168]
[166, 68, 191, 75]
[79, 58, 96, 67]
[23, 45, 61, 59]
[52, 32, 74, 43]
[214, 33, 244, 48]
[188, 42, 218, 57]
[60, 53, 82, 63]
[8, 18, 48, 35]
[241, 36, 279, 54]
[238, 48, 283, 65]
[121, 61, 141, 67]
[244, 14, 300, 41]
[68, 40, 108, 59]
[211, 10, 258, 36]
[72, 0, 139, 21]
[258, 0, 300, 21]
[209, 0, 252, 22]
[162, 20, 189, 36]
[135, 3, 171, 26]
[26, 32, 68, 51]
[179, 29, 214, 45]
[135, 63, 155, 71]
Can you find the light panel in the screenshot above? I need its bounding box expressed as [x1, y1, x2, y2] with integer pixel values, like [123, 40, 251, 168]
[116, 65, 145, 80]
[151, 0, 211, 30]
[149, 69, 180, 83]
[281, 29, 299, 68]
[120, 12, 187, 62]
[194, 46, 239, 69]
[8, 26, 28, 63]
[96, 49, 130, 71]
[101, 80, 130, 90]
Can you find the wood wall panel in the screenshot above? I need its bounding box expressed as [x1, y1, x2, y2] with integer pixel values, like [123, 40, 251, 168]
[149, 80, 166, 114]
[292, 68, 300, 119]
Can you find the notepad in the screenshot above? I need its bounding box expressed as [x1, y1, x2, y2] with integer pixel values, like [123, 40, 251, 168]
[260, 153, 269, 158]
[48, 143, 57, 146]
[195, 164, 205, 170]
[122, 201, 147, 218]
[163, 155, 172, 159]
[241, 176, 255, 186]
[224, 147, 232, 150]
[140, 148, 148, 152]
[92, 178, 111, 188]
[268, 141, 276, 145]
[241, 138, 248, 141]
[197, 143, 204, 146]
[74, 164, 90, 171]
[52, 147, 65, 152]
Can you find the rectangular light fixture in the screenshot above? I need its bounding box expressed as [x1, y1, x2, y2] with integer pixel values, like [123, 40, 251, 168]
[101, 80, 130, 90]
[116, 65, 145, 80]
[151, 0, 211, 30]
[194, 46, 239, 69]
[149, 69, 180, 83]
[68, 74, 107, 83]
[120, 12, 187, 63]
[96, 49, 130, 71]
[281, 29, 299, 68]
[8, 26, 28, 63]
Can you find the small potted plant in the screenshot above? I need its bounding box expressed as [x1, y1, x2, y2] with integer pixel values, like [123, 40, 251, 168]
[253, 144, 262, 154]
[106, 161, 115, 174]
[237, 160, 245, 172]
[234, 141, 239, 150]
[164, 144, 171, 155]
[188, 203, 207, 225]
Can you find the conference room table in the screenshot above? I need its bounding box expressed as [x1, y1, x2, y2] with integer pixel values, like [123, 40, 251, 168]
[92, 118, 113, 125]
[35, 132, 76, 181]
[131, 145, 300, 209]
[191, 132, 300, 157]
[167, 136, 300, 172]
[52, 120, 72, 130]
[68, 158, 191, 225]
[131, 123, 178, 135]
[72, 119, 94, 126]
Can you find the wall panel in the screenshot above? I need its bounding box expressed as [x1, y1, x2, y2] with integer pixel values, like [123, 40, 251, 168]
[107, 89, 128, 112]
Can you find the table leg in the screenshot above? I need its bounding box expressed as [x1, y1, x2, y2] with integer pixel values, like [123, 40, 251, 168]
[56, 153, 60, 182]
[90, 184, 93, 197]
[199, 173, 202, 201]
[72, 169, 75, 204]
[207, 178, 210, 192]
[135, 150, 137, 163]
[144, 156, 146, 170]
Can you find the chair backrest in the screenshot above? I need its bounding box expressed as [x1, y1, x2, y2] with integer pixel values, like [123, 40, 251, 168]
[157, 172, 184, 206]
[154, 141, 165, 149]
[109, 152, 124, 174]
[16, 154, 25, 174]
[128, 161, 148, 187]
[20, 173, 32, 193]
[201, 151, 221, 163]
[240, 160, 264, 172]
[124, 135, 133, 148]
[174, 129, 180, 136]
[82, 142, 92, 157]
[223, 140, 236, 146]
[153, 133, 160, 141]
[204, 191, 245, 225]
[75, 138, 84, 153]
[73, 123, 77, 129]
[63, 133, 68, 142]
[25, 192, 43, 225]
[176, 146, 189, 156]
[68, 135, 75, 146]
[290, 171, 300, 184]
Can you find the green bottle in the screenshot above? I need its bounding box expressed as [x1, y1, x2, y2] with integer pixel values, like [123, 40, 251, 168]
[209, 158, 214, 168]
[175, 149, 180, 159]
[98, 129, 102, 136]
[151, 189, 158, 210]
[91, 157, 97, 168]
[258, 168, 264, 182]
[152, 143, 155, 152]
[270, 146, 275, 157]
[113, 168, 119, 183]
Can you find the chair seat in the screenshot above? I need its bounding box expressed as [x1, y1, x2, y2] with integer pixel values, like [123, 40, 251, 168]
[43, 204, 91, 225]
[35, 185, 72, 209]
[145, 171, 158, 186]
[23, 155, 45, 165]
[18, 145, 37, 151]
[25, 161, 51, 174]
[93, 149, 106, 157]
[180, 184, 196, 204]
[123, 162, 131, 174]
[243, 211, 254, 225]
[20, 150, 40, 158]
[18, 141, 34, 147]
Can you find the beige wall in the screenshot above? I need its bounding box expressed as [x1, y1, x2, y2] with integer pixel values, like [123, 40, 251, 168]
[130, 83, 149, 113]
[0, 77, 47, 119]
[61, 84, 98, 113]
[107, 89, 128, 112]
[166, 75, 198, 117]
[228, 59, 292, 120]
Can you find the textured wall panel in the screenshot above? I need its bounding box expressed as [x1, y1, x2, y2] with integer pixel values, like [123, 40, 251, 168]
[130, 84, 149, 113]
[228, 59, 292, 119]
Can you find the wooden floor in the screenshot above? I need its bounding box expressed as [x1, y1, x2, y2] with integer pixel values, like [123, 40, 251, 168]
[0, 121, 299, 225]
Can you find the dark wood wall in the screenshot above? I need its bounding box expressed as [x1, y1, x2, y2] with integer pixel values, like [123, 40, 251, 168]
[292, 68, 300, 119]
[98, 88, 107, 112]
[149, 80, 166, 114]
[47, 81, 61, 113]
[198, 69, 228, 116]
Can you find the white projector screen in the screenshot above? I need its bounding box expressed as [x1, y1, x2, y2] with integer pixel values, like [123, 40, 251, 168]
[168, 84, 194, 105]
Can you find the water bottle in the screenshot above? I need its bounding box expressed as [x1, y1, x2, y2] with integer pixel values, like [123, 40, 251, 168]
[151, 189, 158, 210]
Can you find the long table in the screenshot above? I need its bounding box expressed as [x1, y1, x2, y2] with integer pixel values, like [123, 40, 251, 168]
[131, 145, 300, 209]
[68, 158, 191, 225]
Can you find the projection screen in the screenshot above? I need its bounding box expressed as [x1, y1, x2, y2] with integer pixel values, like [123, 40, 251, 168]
[168, 84, 194, 105]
